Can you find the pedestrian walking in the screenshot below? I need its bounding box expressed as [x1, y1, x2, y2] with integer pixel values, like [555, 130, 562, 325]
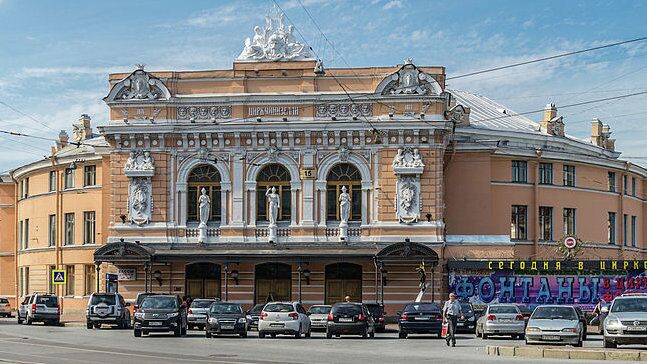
[442, 292, 464, 347]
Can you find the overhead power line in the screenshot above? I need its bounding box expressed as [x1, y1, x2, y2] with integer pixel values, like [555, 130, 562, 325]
[447, 36, 647, 80]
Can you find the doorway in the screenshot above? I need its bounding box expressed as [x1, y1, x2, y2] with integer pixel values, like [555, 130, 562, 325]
[325, 263, 362, 304]
[255, 263, 291, 304]
[185, 263, 221, 299]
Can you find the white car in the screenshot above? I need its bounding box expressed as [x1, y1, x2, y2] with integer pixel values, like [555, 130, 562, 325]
[603, 294, 647, 348]
[307, 305, 331, 330]
[258, 302, 311, 338]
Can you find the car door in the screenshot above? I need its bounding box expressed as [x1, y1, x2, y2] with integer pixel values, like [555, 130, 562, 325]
[19, 296, 30, 319]
[296, 304, 310, 331]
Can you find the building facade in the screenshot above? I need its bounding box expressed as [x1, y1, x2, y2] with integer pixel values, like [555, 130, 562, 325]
[3, 13, 647, 318]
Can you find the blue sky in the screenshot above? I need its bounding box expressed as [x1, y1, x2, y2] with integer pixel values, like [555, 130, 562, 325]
[1, 0, 647, 171]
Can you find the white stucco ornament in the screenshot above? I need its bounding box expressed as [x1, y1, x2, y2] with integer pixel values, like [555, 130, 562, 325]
[104, 65, 171, 103]
[392, 147, 424, 224]
[124, 150, 155, 226]
[237, 6, 313, 62]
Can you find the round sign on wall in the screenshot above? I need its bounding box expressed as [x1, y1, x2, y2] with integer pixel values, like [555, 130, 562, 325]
[564, 236, 577, 249]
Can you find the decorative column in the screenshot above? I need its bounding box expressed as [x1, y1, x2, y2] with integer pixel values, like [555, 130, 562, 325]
[231, 151, 245, 227]
[290, 181, 300, 227]
[315, 181, 327, 227]
[245, 182, 257, 227]
[392, 147, 424, 224]
[124, 151, 155, 226]
[301, 149, 316, 226]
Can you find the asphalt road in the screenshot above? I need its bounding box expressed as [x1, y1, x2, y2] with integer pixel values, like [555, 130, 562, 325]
[0, 318, 644, 364]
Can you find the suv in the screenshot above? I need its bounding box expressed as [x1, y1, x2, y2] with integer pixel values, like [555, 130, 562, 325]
[86, 293, 131, 329]
[326, 302, 375, 339]
[21, 294, 60, 326]
[16, 295, 31, 324]
[0, 298, 12, 317]
[258, 302, 311, 338]
[603, 294, 647, 348]
[364, 302, 386, 332]
[133, 292, 155, 313]
[133, 295, 188, 337]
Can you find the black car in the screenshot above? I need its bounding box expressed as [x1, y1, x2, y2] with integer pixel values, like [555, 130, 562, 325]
[326, 303, 375, 339]
[246, 303, 265, 331]
[398, 302, 442, 339]
[364, 302, 386, 333]
[456, 302, 477, 333]
[205, 302, 247, 338]
[133, 295, 187, 337]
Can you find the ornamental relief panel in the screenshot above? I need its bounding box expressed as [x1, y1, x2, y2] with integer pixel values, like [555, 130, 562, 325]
[392, 147, 424, 224]
[177, 105, 232, 120]
[315, 103, 372, 118]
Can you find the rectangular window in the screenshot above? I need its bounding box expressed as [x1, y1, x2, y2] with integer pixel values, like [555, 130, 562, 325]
[65, 265, 75, 296]
[538, 206, 553, 241]
[49, 171, 56, 192]
[64, 213, 75, 245]
[608, 172, 616, 192]
[623, 175, 628, 195]
[83, 165, 96, 187]
[20, 267, 29, 296]
[64, 168, 74, 189]
[624, 214, 628, 246]
[85, 265, 95, 296]
[563, 208, 576, 236]
[18, 220, 23, 250]
[511, 161, 528, 183]
[23, 219, 29, 249]
[510, 205, 527, 240]
[18, 180, 23, 200]
[608, 212, 616, 244]
[632, 216, 637, 247]
[539, 163, 553, 185]
[632, 177, 636, 197]
[48, 265, 56, 294]
[24, 177, 29, 198]
[563, 165, 576, 187]
[48, 214, 56, 247]
[83, 211, 95, 245]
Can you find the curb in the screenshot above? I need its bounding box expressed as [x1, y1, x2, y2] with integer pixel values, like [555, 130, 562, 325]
[487, 345, 647, 361]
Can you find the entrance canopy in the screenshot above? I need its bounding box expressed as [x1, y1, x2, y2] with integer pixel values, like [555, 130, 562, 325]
[374, 238, 439, 267]
[94, 239, 153, 264]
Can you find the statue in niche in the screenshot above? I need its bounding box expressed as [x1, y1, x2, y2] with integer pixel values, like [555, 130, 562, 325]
[266, 186, 280, 225]
[339, 186, 350, 223]
[124, 151, 136, 170]
[198, 188, 211, 227]
[141, 151, 154, 170]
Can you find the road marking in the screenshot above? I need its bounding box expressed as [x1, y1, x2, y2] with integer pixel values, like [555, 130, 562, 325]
[0, 338, 277, 364]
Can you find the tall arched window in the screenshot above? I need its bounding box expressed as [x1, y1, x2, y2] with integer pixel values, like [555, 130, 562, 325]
[187, 165, 221, 223]
[326, 163, 361, 221]
[257, 164, 291, 222]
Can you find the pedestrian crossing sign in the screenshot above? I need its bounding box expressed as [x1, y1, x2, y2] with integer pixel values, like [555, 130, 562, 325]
[52, 270, 66, 285]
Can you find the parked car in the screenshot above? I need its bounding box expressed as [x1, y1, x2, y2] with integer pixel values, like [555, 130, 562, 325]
[133, 292, 155, 314]
[397, 302, 442, 339]
[246, 303, 265, 331]
[205, 302, 247, 338]
[456, 302, 477, 333]
[133, 295, 187, 337]
[16, 295, 31, 324]
[573, 306, 588, 340]
[364, 302, 386, 333]
[603, 294, 647, 348]
[258, 302, 311, 338]
[476, 304, 525, 339]
[187, 299, 217, 330]
[515, 304, 532, 323]
[86, 293, 131, 329]
[326, 302, 375, 339]
[525, 305, 584, 347]
[22, 294, 60, 326]
[0, 298, 11, 318]
[307, 304, 332, 331]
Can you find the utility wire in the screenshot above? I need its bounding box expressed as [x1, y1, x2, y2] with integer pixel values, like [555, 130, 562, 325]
[0, 99, 57, 132]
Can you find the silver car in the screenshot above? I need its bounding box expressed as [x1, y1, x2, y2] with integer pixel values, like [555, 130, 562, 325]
[187, 299, 217, 330]
[476, 304, 526, 339]
[0, 298, 11, 317]
[525, 305, 583, 347]
[307, 305, 331, 330]
[603, 294, 647, 348]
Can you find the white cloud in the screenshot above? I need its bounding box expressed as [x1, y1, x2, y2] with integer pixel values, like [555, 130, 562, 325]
[383, 0, 402, 10]
[187, 4, 253, 27]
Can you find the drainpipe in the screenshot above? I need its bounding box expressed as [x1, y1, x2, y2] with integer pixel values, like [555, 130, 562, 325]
[534, 149, 542, 257]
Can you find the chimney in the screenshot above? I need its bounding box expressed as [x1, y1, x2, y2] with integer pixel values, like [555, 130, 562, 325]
[591, 118, 615, 151]
[540, 103, 564, 136]
[79, 114, 92, 140]
[543, 103, 557, 121]
[57, 130, 69, 150]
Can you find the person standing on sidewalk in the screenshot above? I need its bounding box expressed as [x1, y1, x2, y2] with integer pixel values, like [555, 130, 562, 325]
[442, 293, 464, 347]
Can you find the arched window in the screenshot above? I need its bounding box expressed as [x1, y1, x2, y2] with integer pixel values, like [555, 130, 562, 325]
[187, 165, 221, 223]
[326, 163, 361, 221]
[256, 164, 291, 222]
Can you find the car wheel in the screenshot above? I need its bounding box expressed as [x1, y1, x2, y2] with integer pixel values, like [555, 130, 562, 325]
[174, 325, 182, 337]
[26, 317, 32, 325]
[437, 331, 442, 339]
[305, 329, 311, 338]
[240, 332, 247, 338]
[326, 330, 332, 339]
[181, 325, 187, 336]
[604, 339, 617, 348]
[134, 329, 142, 337]
[188, 324, 194, 331]
[294, 325, 302, 339]
[525, 338, 529, 345]
[259, 331, 266, 338]
[17, 316, 22, 325]
[518, 334, 525, 340]
[271, 334, 276, 338]
[398, 331, 407, 339]
[53, 320, 60, 327]
[206, 331, 212, 338]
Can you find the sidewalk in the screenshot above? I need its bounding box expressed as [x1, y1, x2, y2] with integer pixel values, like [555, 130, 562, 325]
[488, 345, 647, 361]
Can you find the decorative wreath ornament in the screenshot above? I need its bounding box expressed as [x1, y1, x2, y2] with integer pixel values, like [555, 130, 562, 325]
[557, 235, 584, 260]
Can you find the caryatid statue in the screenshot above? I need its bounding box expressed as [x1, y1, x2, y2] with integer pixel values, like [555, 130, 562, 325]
[266, 186, 280, 225]
[339, 186, 351, 224]
[198, 188, 211, 227]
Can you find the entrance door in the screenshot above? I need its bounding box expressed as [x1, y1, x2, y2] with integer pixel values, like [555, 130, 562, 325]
[185, 263, 221, 299]
[255, 263, 291, 304]
[325, 263, 362, 304]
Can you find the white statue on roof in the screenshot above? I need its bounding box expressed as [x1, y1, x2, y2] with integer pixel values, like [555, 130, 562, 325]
[237, 5, 313, 62]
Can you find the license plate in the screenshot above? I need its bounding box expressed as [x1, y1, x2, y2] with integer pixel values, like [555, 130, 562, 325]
[626, 326, 647, 331]
[457, 322, 464, 326]
[415, 316, 429, 321]
[542, 335, 560, 341]
[148, 321, 163, 326]
[221, 324, 234, 330]
[338, 318, 353, 322]
[270, 323, 284, 327]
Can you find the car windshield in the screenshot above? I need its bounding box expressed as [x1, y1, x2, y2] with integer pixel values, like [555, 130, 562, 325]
[141, 297, 178, 310]
[190, 300, 214, 308]
[365, 305, 383, 316]
[210, 303, 243, 314]
[308, 306, 331, 315]
[250, 304, 265, 314]
[264, 304, 294, 313]
[90, 295, 116, 306]
[136, 294, 154, 306]
[531, 306, 576, 320]
[36, 296, 58, 307]
[404, 303, 440, 312]
[489, 305, 519, 314]
[460, 303, 473, 313]
[611, 298, 647, 313]
[332, 304, 362, 315]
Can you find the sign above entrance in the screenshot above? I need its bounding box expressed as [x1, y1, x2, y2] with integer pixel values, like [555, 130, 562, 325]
[118, 269, 137, 281]
[51, 269, 66, 285]
[248, 106, 299, 117]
